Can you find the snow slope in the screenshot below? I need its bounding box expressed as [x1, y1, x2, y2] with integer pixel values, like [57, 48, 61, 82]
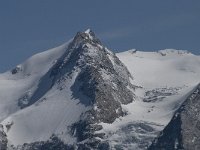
[0, 41, 87, 146]
[2, 70, 89, 146]
[117, 49, 200, 88]
[0, 42, 69, 122]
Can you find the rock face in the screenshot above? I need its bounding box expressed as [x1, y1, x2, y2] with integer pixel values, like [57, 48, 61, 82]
[62, 30, 135, 149]
[15, 136, 74, 150]
[0, 125, 7, 150]
[67, 30, 135, 124]
[14, 30, 136, 149]
[149, 83, 200, 150]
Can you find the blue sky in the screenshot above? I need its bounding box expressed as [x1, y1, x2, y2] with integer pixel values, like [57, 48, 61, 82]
[0, 0, 200, 72]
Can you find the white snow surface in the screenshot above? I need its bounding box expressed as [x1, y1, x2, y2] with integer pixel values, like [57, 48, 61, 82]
[0, 41, 90, 146]
[2, 70, 89, 145]
[0, 38, 199, 150]
[117, 49, 200, 88]
[0, 42, 70, 122]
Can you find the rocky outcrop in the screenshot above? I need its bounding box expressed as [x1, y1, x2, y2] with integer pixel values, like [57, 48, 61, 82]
[14, 135, 109, 150]
[14, 136, 74, 150]
[149, 83, 200, 150]
[66, 30, 135, 148]
[0, 124, 7, 150]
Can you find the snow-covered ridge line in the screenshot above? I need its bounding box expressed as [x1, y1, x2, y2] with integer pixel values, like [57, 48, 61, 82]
[158, 49, 191, 55]
[126, 48, 197, 56]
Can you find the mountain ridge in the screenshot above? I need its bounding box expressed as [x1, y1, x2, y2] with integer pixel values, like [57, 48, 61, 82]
[0, 30, 136, 149]
[0, 30, 200, 150]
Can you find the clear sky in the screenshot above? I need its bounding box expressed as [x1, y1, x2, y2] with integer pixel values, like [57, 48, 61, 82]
[0, 0, 200, 72]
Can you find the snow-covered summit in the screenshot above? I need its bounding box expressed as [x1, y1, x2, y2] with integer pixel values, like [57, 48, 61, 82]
[71, 29, 101, 46]
[0, 30, 136, 149]
[84, 28, 94, 35]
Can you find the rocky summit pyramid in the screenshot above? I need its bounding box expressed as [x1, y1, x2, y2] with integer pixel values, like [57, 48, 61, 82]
[0, 29, 200, 150]
[0, 30, 136, 150]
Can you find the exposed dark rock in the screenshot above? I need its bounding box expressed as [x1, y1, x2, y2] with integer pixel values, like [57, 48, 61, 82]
[104, 121, 161, 150]
[66, 30, 135, 146]
[77, 140, 110, 150]
[12, 135, 109, 150]
[16, 136, 74, 150]
[0, 124, 7, 150]
[149, 83, 200, 150]
[143, 87, 183, 103]
[11, 66, 22, 74]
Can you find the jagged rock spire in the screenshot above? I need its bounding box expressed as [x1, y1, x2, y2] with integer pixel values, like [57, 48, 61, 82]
[70, 29, 102, 49]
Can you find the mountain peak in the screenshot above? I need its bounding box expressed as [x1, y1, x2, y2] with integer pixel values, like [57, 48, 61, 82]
[84, 28, 93, 34]
[17, 29, 135, 148]
[72, 29, 102, 48]
[1, 29, 200, 149]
